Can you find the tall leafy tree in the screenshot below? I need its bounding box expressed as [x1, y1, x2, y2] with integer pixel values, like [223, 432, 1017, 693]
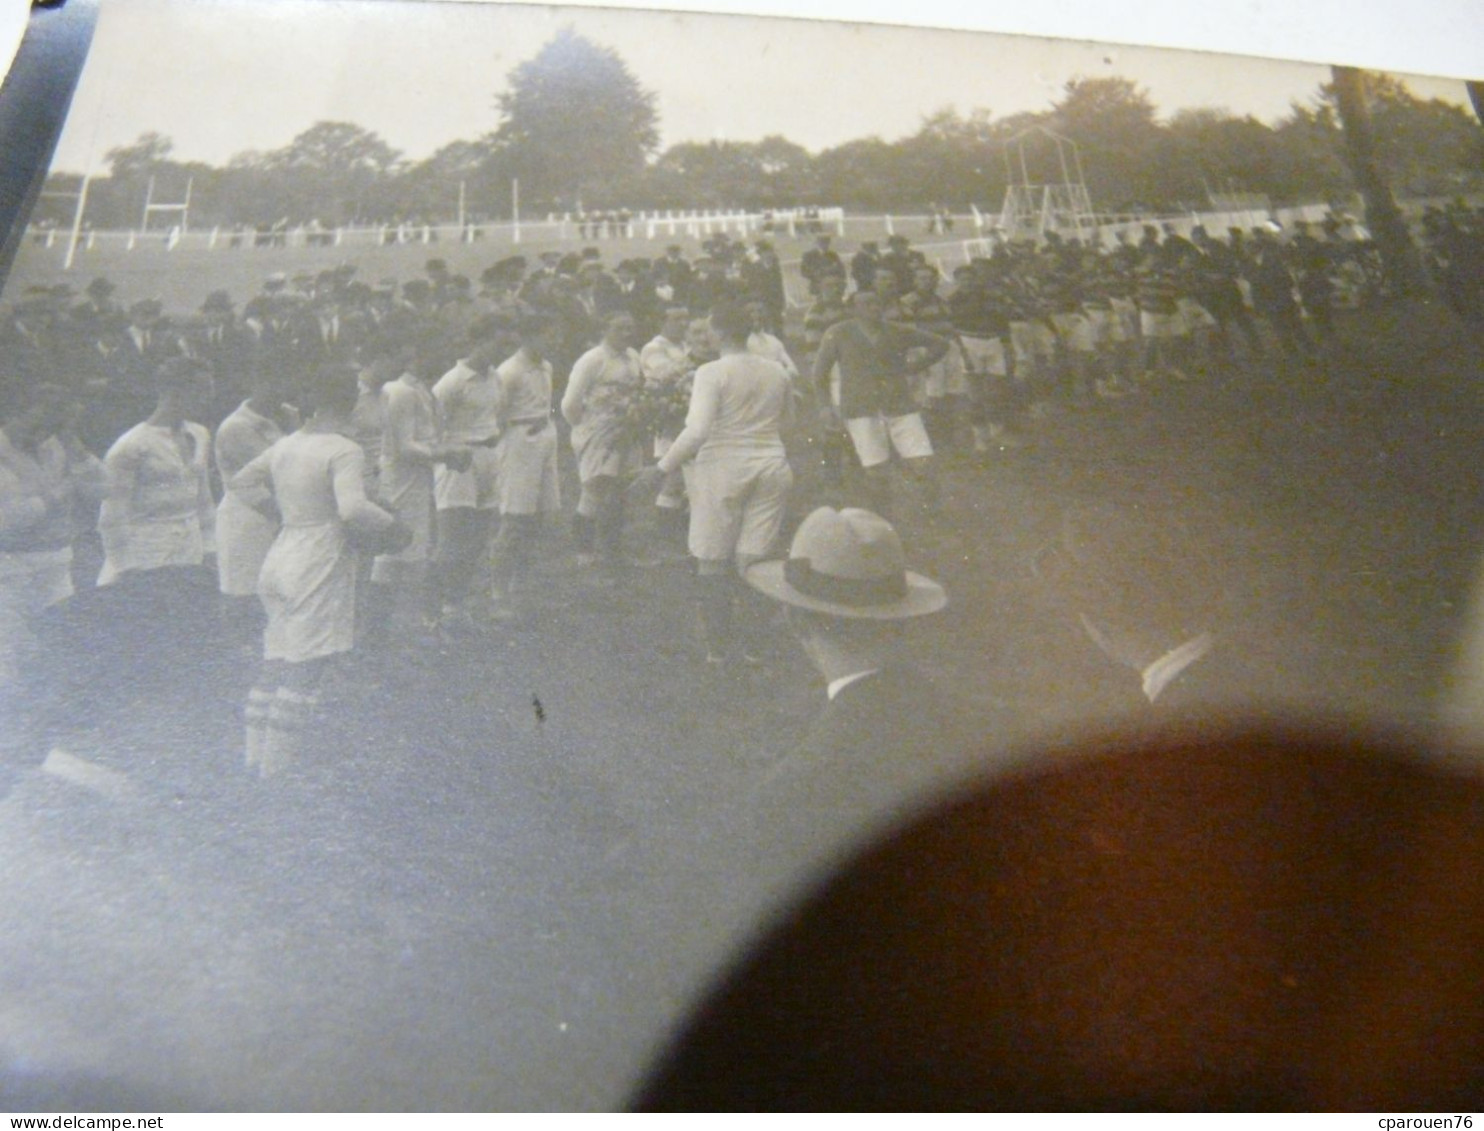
[892, 107, 1000, 210]
[1049, 77, 1163, 207]
[261, 121, 403, 224]
[1320, 74, 1484, 196]
[1267, 99, 1352, 204]
[395, 136, 506, 220]
[103, 131, 175, 181]
[650, 136, 818, 208]
[1157, 109, 1281, 205]
[814, 137, 906, 211]
[494, 28, 659, 207]
[270, 121, 402, 177]
[1330, 66, 1427, 294]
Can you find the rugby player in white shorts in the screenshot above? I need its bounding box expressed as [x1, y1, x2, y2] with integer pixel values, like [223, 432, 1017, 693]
[633, 302, 794, 663]
[431, 318, 509, 633]
[489, 313, 563, 620]
[809, 290, 950, 519]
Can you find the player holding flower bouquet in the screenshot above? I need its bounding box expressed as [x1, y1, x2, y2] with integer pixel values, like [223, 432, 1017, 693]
[611, 376, 693, 454]
[561, 312, 646, 576]
[638, 310, 712, 542]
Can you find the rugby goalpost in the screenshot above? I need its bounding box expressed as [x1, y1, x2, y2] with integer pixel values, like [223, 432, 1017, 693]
[140, 174, 193, 248]
[36, 175, 92, 270]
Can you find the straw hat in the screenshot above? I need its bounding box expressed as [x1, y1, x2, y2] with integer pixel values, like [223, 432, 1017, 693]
[746, 507, 946, 620]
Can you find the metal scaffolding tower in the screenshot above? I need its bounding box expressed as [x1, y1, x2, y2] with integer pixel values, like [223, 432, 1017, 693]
[998, 126, 1098, 244]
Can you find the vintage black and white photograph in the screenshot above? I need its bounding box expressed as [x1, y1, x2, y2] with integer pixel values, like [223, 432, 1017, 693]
[1, 0, 1483, 1111]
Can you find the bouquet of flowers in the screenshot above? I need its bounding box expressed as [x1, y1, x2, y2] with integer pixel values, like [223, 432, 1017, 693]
[612, 373, 693, 449]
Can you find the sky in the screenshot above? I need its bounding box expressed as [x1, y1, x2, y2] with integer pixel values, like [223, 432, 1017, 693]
[47, 0, 1475, 175]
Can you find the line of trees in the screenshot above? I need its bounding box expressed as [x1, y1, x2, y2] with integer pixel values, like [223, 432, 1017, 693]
[36, 29, 1484, 232]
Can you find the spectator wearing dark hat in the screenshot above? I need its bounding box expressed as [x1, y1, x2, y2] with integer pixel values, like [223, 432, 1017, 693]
[400, 278, 434, 314]
[743, 242, 786, 333]
[879, 235, 925, 297]
[274, 288, 344, 370]
[44, 286, 113, 431]
[478, 264, 506, 297]
[801, 234, 844, 298]
[519, 252, 563, 303]
[432, 274, 478, 344]
[368, 279, 427, 346]
[615, 260, 661, 340]
[424, 258, 454, 305]
[521, 270, 584, 372]
[481, 262, 534, 322]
